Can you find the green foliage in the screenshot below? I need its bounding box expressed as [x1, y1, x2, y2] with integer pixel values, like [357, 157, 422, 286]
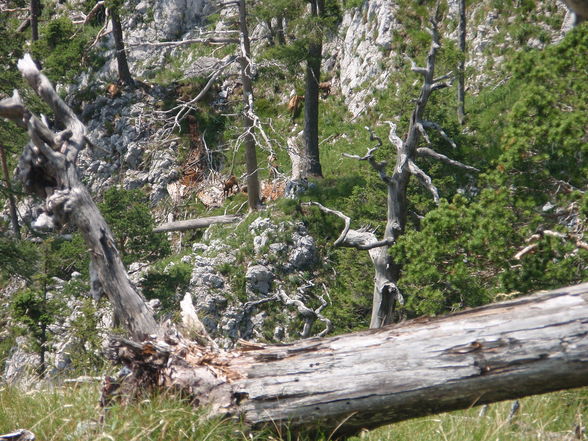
[10, 278, 64, 372]
[391, 25, 588, 314]
[142, 257, 193, 315]
[11, 288, 54, 333]
[68, 296, 106, 373]
[45, 234, 90, 280]
[0, 235, 39, 282]
[99, 187, 171, 265]
[392, 193, 515, 316]
[30, 17, 101, 83]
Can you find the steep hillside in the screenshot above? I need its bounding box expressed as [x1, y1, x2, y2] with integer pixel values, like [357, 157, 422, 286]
[0, 0, 586, 392]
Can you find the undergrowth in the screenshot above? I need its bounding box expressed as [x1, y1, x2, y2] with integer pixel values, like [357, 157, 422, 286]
[0, 384, 585, 440]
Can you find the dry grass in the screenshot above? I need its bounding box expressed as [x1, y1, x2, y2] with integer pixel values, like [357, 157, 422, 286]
[0, 383, 586, 441]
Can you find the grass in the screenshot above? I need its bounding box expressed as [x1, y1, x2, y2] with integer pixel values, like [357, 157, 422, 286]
[1, 383, 585, 441]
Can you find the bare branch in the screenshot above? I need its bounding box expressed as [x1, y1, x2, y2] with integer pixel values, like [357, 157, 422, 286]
[404, 55, 427, 76]
[431, 81, 452, 91]
[128, 37, 239, 48]
[342, 147, 378, 162]
[0, 90, 26, 125]
[88, 8, 110, 49]
[416, 147, 479, 172]
[514, 243, 539, 260]
[303, 202, 395, 250]
[408, 160, 439, 203]
[416, 122, 431, 145]
[384, 121, 403, 152]
[343, 148, 391, 184]
[365, 126, 383, 148]
[154, 55, 237, 135]
[433, 71, 453, 83]
[154, 215, 241, 233]
[421, 120, 457, 149]
[17, 54, 86, 159]
[515, 229, 588, 260]
[1, 7, 29, 12]
[275, 286, 332, 338]
[302, 201, 351, 247]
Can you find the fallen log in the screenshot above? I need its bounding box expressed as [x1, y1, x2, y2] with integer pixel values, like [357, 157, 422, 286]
[109, 282, 588, 438]
[153, 215, 241, 233]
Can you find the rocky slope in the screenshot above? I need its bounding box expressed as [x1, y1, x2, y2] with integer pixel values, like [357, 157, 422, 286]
[1, 0, 578, 382]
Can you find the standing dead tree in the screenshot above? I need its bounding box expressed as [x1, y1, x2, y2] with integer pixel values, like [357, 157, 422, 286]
[0, 54, 156, 340]
[307, 7, 478, 328]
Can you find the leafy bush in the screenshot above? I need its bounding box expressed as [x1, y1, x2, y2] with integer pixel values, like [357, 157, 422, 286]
[0, 235, 39, 282]
[142, 258, 192, 315]
[30, 17, 100, 83]
[99, 187, 171, 265]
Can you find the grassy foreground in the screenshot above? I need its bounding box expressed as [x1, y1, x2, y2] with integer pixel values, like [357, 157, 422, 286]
[0, 382, 586, 441]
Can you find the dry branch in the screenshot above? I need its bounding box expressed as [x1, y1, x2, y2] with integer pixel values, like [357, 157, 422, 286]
[153, 214, 241, 233]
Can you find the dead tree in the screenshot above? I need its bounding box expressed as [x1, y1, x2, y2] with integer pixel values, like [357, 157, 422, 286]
[0, 144, 21, 239]
[0, 54, 156, 340]
[108, 282, 588, 438]
[309, 7, 477, 328]
[457, 0, 466, 125]
[110, 7, 135, 87]
[4, 52, 588, 441]
[237, 0, 261, 210]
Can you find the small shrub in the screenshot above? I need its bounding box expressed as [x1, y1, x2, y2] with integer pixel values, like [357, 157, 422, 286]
[99, 187, 171, 265]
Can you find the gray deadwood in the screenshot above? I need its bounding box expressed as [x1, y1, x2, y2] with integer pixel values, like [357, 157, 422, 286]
[313, 9, 478, 328]
[153, 214, 241, 233]
[0, 54, 157, 340]
[109, 282, 588, 438]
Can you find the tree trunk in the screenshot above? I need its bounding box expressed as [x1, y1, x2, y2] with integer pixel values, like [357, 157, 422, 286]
[0, 144, 21, 239]
[110, 282, 588, 438]
[457, 0, 466, 125]
[110, 9, 134, 87]
[30, 0, 40, 41]
[153, 215, 241, 233]
[237, 0, 261, 210]
[275, 15, 286, 45]
[0, 56, 156, 341]
[302, 0, 323, 178]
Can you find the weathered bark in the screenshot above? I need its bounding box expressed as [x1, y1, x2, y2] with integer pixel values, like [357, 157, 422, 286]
[457, 0, 466, 125]
[237, 0, 261, 210]
[17, 19, 31, 33]
[0, 144, 21, 239]
[109, 282, 588, 438]
[153, 215, 241, 233]
[302, 0, 324, 178]
[0, 55, 156, 340]
[110, 8, 134, 87]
